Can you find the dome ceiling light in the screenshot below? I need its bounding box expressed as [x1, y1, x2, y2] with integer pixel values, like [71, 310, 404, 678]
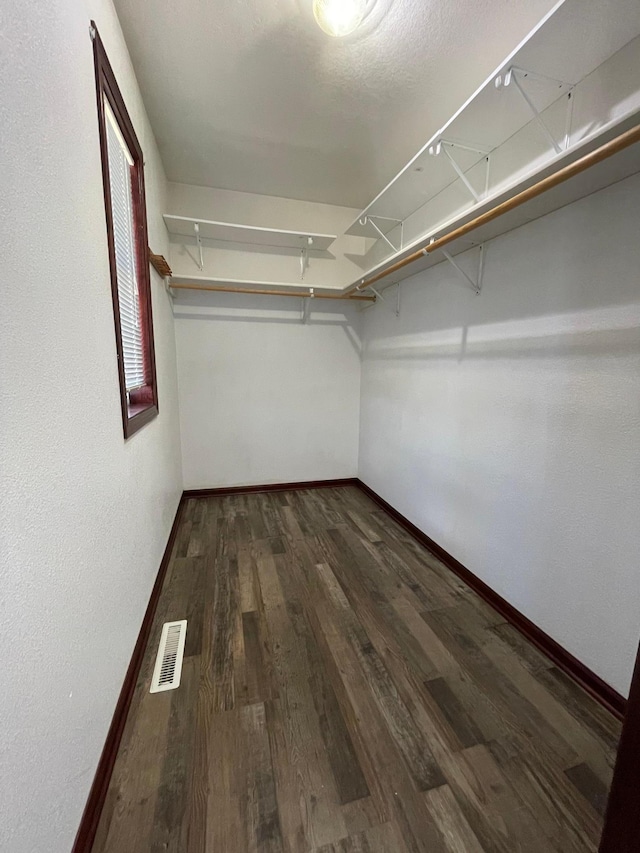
[313, 0, 368, 37]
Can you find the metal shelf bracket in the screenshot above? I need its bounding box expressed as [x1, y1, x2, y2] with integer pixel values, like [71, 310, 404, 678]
[435, 240, 485, 295]
[193, 222, 204, 271]
[359, 215, 404, 253]
[300, 236, 314, 280]
[368, 282, 401, 317]
[302, 287, 314, 323]
[428, 139, 491, 203]
[495, 66, 574, 154]
[165, 276, 176, 301]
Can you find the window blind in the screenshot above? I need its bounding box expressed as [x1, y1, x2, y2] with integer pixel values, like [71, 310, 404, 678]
[105, 100, 146, 392]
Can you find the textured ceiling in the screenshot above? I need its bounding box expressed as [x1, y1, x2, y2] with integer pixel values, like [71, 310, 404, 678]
[113, 0, 558, 207]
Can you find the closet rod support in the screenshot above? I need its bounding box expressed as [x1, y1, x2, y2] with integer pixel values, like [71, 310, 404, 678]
[302, 287, 314, 323]
[439, 244, 485, 295]
[369, 284, 400, 316]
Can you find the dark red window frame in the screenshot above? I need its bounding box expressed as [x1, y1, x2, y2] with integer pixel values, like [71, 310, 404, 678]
[92, 22, 158, 439]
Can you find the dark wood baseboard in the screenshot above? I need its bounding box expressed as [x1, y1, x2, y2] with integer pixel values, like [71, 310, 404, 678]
[356, 479, 626, 721]
[184, 477, 358, 499]
[599, 643, 640, 851]
[71, 495, 186, 853]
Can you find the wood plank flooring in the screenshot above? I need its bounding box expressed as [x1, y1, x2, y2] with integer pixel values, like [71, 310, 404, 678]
[92, 486, 621, 852]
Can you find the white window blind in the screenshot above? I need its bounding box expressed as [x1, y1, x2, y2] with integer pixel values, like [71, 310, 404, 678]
[105, 99, 146, 392]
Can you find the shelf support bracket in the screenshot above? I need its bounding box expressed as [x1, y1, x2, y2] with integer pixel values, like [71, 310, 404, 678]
[495, 66, 573, 154]
[437, 243, 485, 295]
[359, 215, 404, 253]
[165, 276, 175, 301]
[428, 140, 491, 203]
[302, 287, 314, 323]
[367, 282, 400, 317]
[300, 236, 314, 280]
[193, 222, 203, 271]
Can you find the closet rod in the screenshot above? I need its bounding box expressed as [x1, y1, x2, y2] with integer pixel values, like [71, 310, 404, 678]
[346, 122, 640, 296]
[169, 282, 375, 302]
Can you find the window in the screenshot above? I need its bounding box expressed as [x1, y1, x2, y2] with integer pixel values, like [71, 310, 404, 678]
[92, 22, 158, 438]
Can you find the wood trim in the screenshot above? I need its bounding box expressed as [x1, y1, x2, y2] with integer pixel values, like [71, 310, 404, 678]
[92, 23, 159, 440]
[599, 643, 640, 851]
[148, 249, 172, 278]
[169, 282, 375, 302]
[184, 477, 359, 498]
[71, 495, 186, 853]
[125, 403, 159, 436]
[356, 479, 626, 720]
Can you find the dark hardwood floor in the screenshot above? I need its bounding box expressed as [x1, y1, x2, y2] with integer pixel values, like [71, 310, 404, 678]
[92, 486, 621, 852]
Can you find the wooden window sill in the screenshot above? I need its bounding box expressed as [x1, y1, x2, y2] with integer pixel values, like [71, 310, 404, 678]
[125, 403, 158, 439]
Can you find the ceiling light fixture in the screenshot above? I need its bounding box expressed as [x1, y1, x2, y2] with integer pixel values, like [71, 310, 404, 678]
[313, 0, 367, 37]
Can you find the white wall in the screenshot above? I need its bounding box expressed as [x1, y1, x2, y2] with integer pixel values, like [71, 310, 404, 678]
[167, 181, 371, 289]
[175, 293, 362, 489]
[0, 0, 182, 850]
[359, 172, 640, 697]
